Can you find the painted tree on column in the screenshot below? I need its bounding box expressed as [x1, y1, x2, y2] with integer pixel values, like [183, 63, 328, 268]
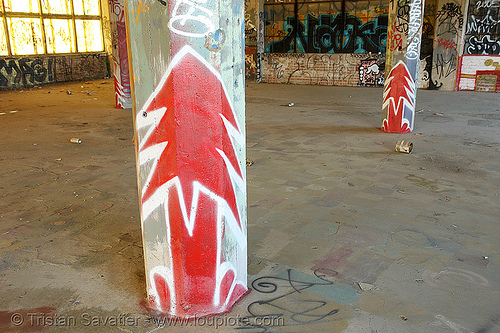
[125, 0, 247, 318]
[382, 61, 415, 133]
[382, 0, 424, 133]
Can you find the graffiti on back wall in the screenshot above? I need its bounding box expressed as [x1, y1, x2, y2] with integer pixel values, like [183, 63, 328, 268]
[261, 53, 384, 87]
[358, 58, 385, 86]
[464, 0, 500, 55]
[429, 1, 464, 90]
[436, 2, 464, 37]
[244, 0, 258, 45]
[265, 14, 388, 54]
[0, 58, 54, 87]
[0, 55, 107, 89]
[466, 34, 500, 54]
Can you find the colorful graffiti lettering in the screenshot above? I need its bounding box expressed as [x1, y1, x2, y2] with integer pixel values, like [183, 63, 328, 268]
[265, 14, 388, 54]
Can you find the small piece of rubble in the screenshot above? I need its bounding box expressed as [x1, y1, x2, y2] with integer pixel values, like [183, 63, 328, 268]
[358, 282, 375, 291]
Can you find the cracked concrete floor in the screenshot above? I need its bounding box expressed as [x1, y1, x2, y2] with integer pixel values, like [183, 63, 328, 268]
[0, 80, 499, 332]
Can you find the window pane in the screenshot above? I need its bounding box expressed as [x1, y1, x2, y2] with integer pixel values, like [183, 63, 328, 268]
[73, 0, 84, 15]
[9, 18, 44, 55]
[4, 0, 39, 13]
[45, 19, 75, 53]
[0, 19, 8, 55]
[76, 19, 103, 52]
[41, 0, 71, 15]
[74, 0, 100, 16]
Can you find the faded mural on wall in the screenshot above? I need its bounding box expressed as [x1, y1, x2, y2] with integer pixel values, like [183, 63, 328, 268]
[126, 0, 247, 318]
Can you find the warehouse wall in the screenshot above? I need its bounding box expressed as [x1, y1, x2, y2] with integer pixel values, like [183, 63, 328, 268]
[261, 52, 385, 86]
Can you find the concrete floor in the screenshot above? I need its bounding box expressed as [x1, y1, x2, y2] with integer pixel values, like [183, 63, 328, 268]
[0, 80, 499, 332]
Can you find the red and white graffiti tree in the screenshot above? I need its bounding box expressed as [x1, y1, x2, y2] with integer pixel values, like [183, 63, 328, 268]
[381, 0, 424, 133]
[382, 61, 415, 133]
[125, 0, 247, 318]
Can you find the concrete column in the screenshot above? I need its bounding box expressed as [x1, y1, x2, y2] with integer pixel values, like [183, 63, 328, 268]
[124, 0, 247, 318]
[108, 0, 132, 109]
[431, 0, 466, 91]
[382, 0, 426, 133]
[256, 0, 265, 83]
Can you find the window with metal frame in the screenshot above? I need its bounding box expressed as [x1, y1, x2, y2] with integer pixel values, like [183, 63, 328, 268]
[263, 0, 389, 54]
[0, 0, 103, 56]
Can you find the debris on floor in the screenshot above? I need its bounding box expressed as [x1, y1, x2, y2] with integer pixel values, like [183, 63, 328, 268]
[358, 282, 375, 291]
[246, 159, 254, 166]
[70, 138, 82, 144]
[395, 140, 413, 153]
